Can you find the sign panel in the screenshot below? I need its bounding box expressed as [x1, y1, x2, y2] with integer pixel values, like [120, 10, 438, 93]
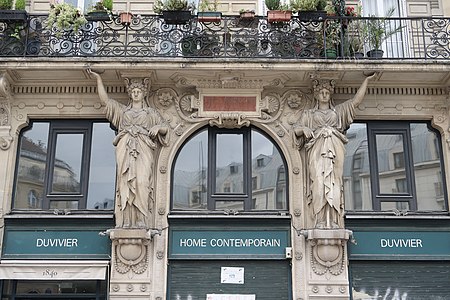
[221, 267, 244, 284]
[3, 229, 111, 259]
[170, 230, 289, 259]
[349, 231, 450, 259]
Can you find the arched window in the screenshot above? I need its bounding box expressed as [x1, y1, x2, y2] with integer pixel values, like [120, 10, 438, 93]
[172, 127, 288, 212]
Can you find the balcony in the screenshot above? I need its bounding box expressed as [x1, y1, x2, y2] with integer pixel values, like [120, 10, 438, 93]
[0, 13, 449, 59]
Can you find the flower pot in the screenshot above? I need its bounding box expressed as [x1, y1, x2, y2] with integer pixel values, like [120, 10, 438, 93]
[297, 10, 326, 22]
[239, 11, 255, 19]
[367, 49, 384, 58]
[119, 12, 133, 25]
[85, 11, 111, 21]
[325, 48, 337, 58]
[352, 51, 364, 59]
[267, 10, 292, 23]
[0, 10, 28, 22]
[162, 10, 192, 25]
[197, 11, 222, 23]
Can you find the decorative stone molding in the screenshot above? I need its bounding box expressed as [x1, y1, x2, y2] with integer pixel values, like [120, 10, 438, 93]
[209, 113, 250, 128]
[0, 74, 13, 150]
[303, 229, 351, 276]
[110, 229, 152, 275]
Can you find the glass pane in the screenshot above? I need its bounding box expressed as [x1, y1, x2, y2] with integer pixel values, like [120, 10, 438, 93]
[87, 123, 116, 210]
[15, 280, 102, 294]
[215, 201, 244, 211]
[50, 200, 78, 209]
[172, 130, 208, 210]
[14, 122, 49, 209]
[343, 124, 372, 210]
[216, 133, 243, 193]
[376, 134, 408, 194]
[411, 123, 446, 211]
[251, 130, 286, 210]
[51, 133, 83, 194]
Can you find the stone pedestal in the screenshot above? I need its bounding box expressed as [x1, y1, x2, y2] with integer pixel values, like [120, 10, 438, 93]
[109, 229, 154, 299]
[303, 229, 352, 299]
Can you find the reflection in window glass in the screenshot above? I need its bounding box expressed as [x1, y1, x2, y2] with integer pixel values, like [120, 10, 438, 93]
[4, 280, 107, 297]
[251, 131, 285, 210]
[412, 123, 445, 211]
[87, 123, 116, 210]
[172, 130, 208, 210]
[50, 200, 78, 210]
[14, 122, 49, 209]
[343, 124, 372, 211]
[51, 133, 83, 194]
[216, 133, 243, 193]
[376, 134, 407, 194]
[172, 128, 288, 212]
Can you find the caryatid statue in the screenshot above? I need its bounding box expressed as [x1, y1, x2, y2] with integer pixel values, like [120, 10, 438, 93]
[90, 70, 169, 229]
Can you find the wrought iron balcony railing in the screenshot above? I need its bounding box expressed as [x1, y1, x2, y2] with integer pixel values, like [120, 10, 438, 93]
[0, 13, 449, 59]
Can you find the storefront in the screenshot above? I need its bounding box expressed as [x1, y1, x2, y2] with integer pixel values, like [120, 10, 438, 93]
[0, 219, 112, 299]
[167, 218, 292, 300]
[347, 218, 450, 299]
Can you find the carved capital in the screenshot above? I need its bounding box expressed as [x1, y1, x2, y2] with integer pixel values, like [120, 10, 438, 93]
[305, 229, 351, 276]
[110, 229, 151, 275]
[209, 113, 250, 128]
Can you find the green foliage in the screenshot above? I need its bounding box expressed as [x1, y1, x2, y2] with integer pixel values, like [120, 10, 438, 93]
[102, 0, 112, 11]
[198, 0, 219, 12]
[265, 0, 280, 11]
[153, 0, 195, 14]
[0, 0, 13, 10]
[89, 0, 112, 12]
[290, 0, 321, 12]
[14, 0, 25, 10]
[47, 2, 87, 36]
[365, 7, 403, 50]
[322, 19, 341, 46]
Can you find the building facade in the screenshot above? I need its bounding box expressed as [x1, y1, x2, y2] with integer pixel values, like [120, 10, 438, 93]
[0, 0, 450, 299]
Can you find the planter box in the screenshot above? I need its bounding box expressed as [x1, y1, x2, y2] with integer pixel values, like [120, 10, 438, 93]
[162, 10, 192, 25]
[239, 11, 255, 19]
[267, 10, 292, 23]
[119, 12, 133, 25]
[297, 10, 326, 22]
[0, 10, 28, 22]
[85, 11, 111, 21]
[197, 11, 222, 23]
[367, 49, 384, 58]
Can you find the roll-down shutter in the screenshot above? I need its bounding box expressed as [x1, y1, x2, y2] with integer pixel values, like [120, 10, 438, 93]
[351, 261, 450, 300]
[169, 260, 291, 300]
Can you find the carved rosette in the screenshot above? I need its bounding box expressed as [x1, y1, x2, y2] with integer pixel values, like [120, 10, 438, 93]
[305, 229, 351, 276]
[110, 229, 151, 275]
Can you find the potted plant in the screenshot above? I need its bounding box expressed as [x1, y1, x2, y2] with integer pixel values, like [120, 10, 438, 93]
[321, 19, 341, 58]
[265, 0, 291, 23]
[85, 0, 112, 21]
[153, 0, 195, 25]
[197, 0, 221, 23]
[365, 7, 403, 58]
[290, 0, 326, 21]
[47, 2, 87, 36]
[345, 6, 364, 58]
[0, 0, 27, 22]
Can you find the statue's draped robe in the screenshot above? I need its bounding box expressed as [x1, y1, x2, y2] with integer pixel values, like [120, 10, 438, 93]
[296, 101, 355, 227]
[105, 99, 168, 226]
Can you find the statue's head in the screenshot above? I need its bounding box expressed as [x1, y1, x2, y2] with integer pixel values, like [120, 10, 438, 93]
[313, 79, 335, 108]
[125, 78, 149, 106]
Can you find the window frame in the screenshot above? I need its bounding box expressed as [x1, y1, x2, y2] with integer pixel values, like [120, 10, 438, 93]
[346, 120, 448, 213]
[171, 126, 289, 213]
[13, 119, 115, 212]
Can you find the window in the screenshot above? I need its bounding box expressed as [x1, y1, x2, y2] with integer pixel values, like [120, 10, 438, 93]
[344, 121, 447, 212]
[172, 127, 288, 212]
[14, 120, 116, 211]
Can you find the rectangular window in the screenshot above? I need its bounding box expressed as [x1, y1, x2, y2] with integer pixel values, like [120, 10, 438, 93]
[344, 121, 447, 213]
[14, 120, 116, 211]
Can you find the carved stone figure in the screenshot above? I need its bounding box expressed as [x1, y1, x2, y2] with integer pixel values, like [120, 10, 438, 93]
[89, 70, 169, 228]
[294, 74, 374, 229]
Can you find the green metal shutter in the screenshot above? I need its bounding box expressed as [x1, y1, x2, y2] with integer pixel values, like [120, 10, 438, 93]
[350, 261, 450, 300]
[168, 260, 291, 300]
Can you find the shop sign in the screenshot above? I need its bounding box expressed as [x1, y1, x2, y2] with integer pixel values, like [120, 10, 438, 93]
[2, 229, 111, 259]
[169, 230, 289, 259]
[206, 294, 255, 300]
[349, 231, 450, 259]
